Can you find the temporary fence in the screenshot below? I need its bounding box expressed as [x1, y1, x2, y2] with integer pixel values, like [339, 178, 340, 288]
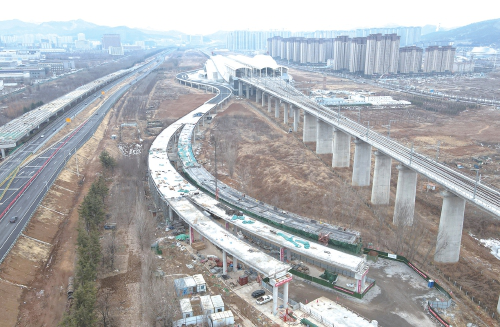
[427, 305, 451, 327]
[288, 269, 376, 300]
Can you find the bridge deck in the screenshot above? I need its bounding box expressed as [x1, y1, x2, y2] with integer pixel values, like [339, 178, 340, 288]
[149, 102, 290, 277]
[242, 77, 500, 218]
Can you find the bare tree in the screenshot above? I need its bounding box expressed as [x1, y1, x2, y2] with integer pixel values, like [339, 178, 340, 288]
[96, 288, 114, 327]
[140, 251, 179, 326]
[224, 141, 238, 178]
[103, 230, 117, 270]
[135, 193, 154, 251]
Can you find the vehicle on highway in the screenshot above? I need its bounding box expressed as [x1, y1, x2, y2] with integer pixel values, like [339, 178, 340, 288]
[256, 295, 272, 305]
[40, 135, 44, 138]
[251, 290, 265, 298]
[9, 216, 18, 223]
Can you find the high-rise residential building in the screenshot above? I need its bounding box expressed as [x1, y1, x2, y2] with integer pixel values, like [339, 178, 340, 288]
[227, 30, 291, 51]
[332, 36, 351, 71]
[349, 37, 367, 73]
[101, 34, 121, 50]
[398, 46, 423, 74]
[364, 34, 400, 76]
[423, 46, 456, 73]
[77, 33, 86, 41]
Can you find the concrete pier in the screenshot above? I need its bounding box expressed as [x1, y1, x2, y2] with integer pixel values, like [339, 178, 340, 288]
[393, 164, 417, 225]
[262, 93, 266, 107]
[352, 139, 372, 186]
[434, 190, 466, 263]
[303, 112, 317, 142]
[238, 82, 242, 96]
[498, 295, 500, 315]
[316, 119, 333, 154]
[233, 256, 238, 272]
[289, 104, 293, 117]
[268, 96, 272, 113]
[168, 206, 173, 221]
[256, 89, 261, 103]
[283, 283, 289, 309]
[371, 151, 392, 205]
[287, 248, 292, 261]
[222, 250, 227, 275]
[332, 129, 351, 167]
[293, 108, 299, 132]
[284, 103, 289, 124]
[275, 99, 280, 118]
[246, 85, 250, 99]
[273, 285, 279, 315]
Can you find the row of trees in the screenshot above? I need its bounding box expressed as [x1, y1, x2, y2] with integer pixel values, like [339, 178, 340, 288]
[23, 101, 44, 114]
[62, 157, 111, 326]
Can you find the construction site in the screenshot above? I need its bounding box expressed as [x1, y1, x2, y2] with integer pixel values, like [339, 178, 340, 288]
[0, 49, 500, 327]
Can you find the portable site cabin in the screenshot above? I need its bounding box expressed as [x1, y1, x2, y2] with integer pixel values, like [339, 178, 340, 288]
[193, 274, 207, 293]
[174, 278, 188, 296]
[184, 276, 197, 294]
[180, 298, 193, 319]
[209, 310, 234, 327]
[211, 295, 225, 313]
[175, 275, 205, 297]
[200, 295, 214, 315]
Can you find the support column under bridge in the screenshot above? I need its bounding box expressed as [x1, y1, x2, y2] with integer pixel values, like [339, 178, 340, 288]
[352, 138, 372, 186]
[393, 164, 417, 226]
[316, 119, 333, 154]
[303, 112, 317, 142]
[371, 151, 392, 205]
[434, 190, 466, 263]
[332, 129, 351, 168]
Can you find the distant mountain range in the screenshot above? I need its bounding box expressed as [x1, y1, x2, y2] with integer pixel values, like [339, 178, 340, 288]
[421, 18, 500, 46]
[0, 19, 185, 44]
[1, 18, 499, 47]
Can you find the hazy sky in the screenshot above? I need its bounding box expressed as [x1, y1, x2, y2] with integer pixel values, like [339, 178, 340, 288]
[1, 0, 498, 35]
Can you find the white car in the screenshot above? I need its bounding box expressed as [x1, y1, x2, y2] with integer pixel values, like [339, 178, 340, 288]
[256, 295, 273, 305]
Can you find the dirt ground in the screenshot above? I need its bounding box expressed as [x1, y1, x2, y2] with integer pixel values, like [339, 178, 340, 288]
[0, 89, 115, 327]
[197, 78, 500, 326]
[3, 50, 500, 326]
[0, 51, 212, 327]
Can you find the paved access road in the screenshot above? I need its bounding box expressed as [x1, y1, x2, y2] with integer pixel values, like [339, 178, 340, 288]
[0, 54, 165, 263]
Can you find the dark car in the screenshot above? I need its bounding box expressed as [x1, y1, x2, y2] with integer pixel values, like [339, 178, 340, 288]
[251, 290, 265, 298]
[9, 216, 18, 223]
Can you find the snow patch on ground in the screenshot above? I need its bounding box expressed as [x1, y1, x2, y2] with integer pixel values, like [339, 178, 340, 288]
[118, 143, 142, 156]
[469, 233, 500, 260]
[368, 259, 428, 291]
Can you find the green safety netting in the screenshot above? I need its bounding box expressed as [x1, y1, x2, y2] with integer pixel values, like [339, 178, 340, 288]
[178, 189, 190, 193]
[277, 232, 301, 248]
[319, 270, 338, 284]
[175, 234, 189, 241]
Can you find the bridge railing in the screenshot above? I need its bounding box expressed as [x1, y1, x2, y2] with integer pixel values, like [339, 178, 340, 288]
[241, 77, 500, 217]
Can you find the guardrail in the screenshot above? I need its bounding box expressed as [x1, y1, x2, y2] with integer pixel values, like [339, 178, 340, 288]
[0, 59, 162, 264]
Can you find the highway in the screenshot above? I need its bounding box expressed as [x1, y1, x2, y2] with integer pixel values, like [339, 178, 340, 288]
[0, 80, 125, 184]
[0, 53, 166, 263]
[242, 76, 500, 218]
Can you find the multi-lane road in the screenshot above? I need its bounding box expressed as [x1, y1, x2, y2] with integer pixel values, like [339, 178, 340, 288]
[0, 53, 166, 263]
